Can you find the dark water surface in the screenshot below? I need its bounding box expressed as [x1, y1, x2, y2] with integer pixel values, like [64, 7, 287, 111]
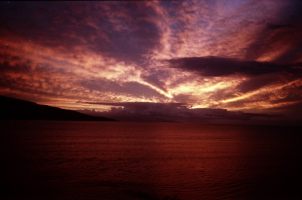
[1, 121, 301, 200]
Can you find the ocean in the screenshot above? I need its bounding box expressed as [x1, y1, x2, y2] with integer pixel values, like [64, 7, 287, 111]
[1, 121, 301, 200]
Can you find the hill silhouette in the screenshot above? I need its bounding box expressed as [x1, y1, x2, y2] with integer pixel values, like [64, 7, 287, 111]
[0, 95, 114, 121]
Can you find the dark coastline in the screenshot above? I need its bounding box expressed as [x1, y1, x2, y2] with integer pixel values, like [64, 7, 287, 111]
[0, 96, 114, 121]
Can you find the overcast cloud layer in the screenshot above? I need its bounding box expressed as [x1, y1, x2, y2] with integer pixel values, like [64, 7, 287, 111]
[0, 1, 302, 121]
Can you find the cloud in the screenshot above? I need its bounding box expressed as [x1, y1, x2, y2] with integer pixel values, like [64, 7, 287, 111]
[168, 56, 302, 77]
[236, 73, 291, 93]
[1, 0, 302, 117]
[218, 79, 302, 112]
[83, 101, 284, 124]
[0, 39, 170, 108]
[0, 1, 162, 63]
[141, 69, 170, 92]
[80, 79, 167, 100]
[244, 0, 302, 63]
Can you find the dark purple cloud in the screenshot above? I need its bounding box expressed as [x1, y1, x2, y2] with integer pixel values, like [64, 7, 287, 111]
[168, 56, 302, 77]
[244, 0, 302, 63]
[236, 73, 292, 93]
[83, 101, 285, 124]
[0, 1, 161, 63]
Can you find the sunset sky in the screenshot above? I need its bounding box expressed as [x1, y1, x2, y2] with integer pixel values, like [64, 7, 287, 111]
[0, 1, 302, 121]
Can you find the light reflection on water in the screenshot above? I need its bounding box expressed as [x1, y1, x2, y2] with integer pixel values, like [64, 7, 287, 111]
[2, 121, 302, 200]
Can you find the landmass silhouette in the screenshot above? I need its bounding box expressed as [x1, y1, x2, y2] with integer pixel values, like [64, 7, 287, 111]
[0, 95, 115, 121]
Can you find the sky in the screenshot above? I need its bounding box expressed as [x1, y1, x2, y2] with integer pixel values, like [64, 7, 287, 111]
[0, 1, 302, 122]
